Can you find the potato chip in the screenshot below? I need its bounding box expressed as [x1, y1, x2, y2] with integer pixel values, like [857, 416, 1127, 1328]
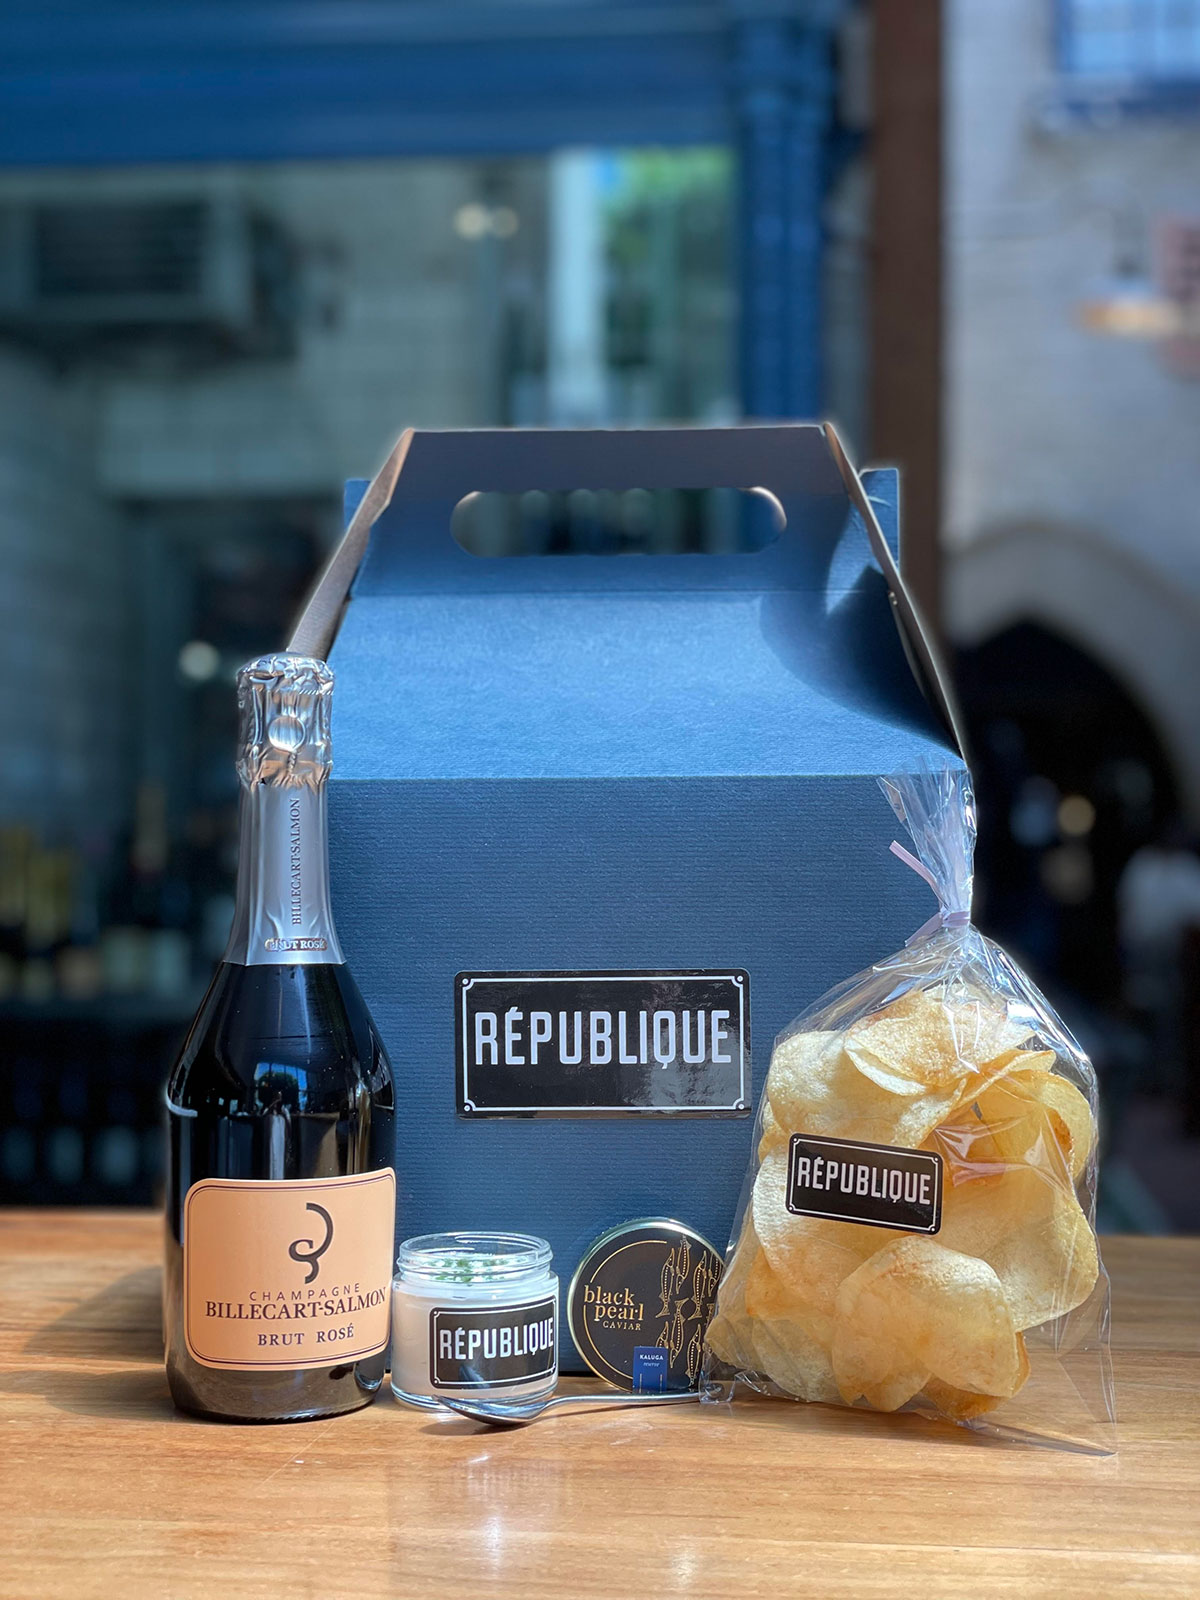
[845, 987, 1029, 1099]
[943, 992, 1035, 1078]
[830, 1320, 929, 1411]
[888, 1086, 981, 1149]
[745, 1249, 834, 1348]
[742, 1249, 841, 1402]
[752, 1150, 882, 1317]
[705, 1306, 755, 1372]
[845, 988, 971, 1095]
[750, 1315, 841, 1405]
[936, 1165, 1099, 1331]
[1007, 1065, 1096, 1182]
[703, 1225, 760, 1373]
[947, 1045, 1056, 1114]
[920, 1376, 1007, 1421]
[931, 1073, 1074, 1189]
[757, 1100, 788, 1163]
[711, 1226, 756, 1318]
[767, 1029, 965, 1150]
[705, 1226, 839, 1399]
[833, 1236, 1027, 1400]
[922, 1337, 1029, 1422]
[765, 1030, 850, 1127]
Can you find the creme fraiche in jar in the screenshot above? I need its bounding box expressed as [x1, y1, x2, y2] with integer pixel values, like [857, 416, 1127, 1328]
[390, 1232, 558, 1409]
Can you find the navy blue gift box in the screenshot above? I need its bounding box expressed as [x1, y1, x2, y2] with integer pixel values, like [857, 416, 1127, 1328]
[289, 424, 963, 1372]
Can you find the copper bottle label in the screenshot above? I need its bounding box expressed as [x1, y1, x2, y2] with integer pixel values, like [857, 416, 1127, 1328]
[183, 1169, 396, 1371]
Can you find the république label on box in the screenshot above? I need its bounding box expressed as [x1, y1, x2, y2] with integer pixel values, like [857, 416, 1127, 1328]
[456, 970, 749, 1115]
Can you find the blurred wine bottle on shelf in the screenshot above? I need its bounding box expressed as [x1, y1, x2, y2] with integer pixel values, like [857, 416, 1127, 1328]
[0, 826, 31, 1001]
[0, 802, 200, 1012]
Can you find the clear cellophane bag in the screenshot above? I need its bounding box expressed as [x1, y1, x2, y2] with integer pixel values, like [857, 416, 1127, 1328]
[702, 767, 1115, 1452]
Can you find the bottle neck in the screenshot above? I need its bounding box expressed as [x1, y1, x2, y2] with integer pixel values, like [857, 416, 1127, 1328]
[222, 782, 344, 966]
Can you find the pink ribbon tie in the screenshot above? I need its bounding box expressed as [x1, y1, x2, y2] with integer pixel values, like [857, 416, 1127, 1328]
[889, 840, 970, 946]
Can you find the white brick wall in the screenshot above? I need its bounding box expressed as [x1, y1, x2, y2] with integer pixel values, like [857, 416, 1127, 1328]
[946, 0, 1200, 579]
[945, 0, 1200, 801]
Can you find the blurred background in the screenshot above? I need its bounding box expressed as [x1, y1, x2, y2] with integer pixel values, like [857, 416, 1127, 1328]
[0, 0, 1197, 1230]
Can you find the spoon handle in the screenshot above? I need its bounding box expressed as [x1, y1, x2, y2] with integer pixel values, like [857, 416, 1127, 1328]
[443, 1388, 701, 1424]
[546, 1390, 699, 1412]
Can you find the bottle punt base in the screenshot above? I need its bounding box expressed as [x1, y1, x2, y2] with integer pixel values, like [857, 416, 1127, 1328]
[166, 1364, 384, 1424]
[170, 1393, 378, 1425]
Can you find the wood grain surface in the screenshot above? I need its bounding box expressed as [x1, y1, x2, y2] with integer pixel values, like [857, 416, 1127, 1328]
[0, 1212, 1197, 1599]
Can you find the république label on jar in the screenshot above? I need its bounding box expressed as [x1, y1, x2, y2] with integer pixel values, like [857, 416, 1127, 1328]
[785, 1133, 943, 1234]
[455, 970, 750, 1116]
[390, 1233, 559, 1408]
[429, 1299, 557, 1390]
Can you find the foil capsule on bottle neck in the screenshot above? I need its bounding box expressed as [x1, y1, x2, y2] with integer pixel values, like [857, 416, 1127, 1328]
[224, 652, 343, 966]
[235, 653, 334, 791]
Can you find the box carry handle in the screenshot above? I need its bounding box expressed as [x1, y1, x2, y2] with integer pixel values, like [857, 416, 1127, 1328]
[288, 423, 965, 758]
[289, 425, 837, 643]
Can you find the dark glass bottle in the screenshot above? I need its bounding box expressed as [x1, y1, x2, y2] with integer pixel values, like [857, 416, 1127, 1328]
[164, 655, 395, 1423]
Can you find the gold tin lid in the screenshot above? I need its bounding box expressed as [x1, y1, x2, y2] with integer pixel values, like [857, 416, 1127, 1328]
[567, 1218, 724, 1392]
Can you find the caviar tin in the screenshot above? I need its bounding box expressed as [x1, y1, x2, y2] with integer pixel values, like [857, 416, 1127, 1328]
[567, 1218, 724, 1392]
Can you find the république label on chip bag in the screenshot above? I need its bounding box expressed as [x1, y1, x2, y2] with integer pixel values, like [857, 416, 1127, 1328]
[785, 1133, 943, 1234]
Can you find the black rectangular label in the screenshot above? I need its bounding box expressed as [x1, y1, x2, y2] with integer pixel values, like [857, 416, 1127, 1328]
[456, 969, 750, 1118]
[785, 1133, 943, 1233]
[429, 1297, 558, 1389]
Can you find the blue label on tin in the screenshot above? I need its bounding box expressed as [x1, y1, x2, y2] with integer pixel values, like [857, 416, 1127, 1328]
[632, 1346, 669, 1392]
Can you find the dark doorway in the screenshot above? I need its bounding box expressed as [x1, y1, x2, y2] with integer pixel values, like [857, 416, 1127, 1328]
[956, 621, 1178, 1007]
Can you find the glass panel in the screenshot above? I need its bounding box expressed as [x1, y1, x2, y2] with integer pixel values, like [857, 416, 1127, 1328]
[1062, 0, 1200, 77]
[0, 147, 737, 1200]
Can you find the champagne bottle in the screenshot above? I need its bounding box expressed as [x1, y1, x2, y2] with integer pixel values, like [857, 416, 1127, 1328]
[164, 655, 395, 1422]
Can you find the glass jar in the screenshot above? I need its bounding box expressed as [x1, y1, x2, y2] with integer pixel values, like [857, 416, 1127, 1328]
[390, 1232, 558, 1409]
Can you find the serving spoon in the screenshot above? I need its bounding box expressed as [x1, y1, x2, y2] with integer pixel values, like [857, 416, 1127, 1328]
[440, 1389, 701, 1428]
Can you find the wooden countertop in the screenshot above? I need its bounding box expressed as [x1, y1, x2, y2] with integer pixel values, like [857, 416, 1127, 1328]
[1, 1213, 1197, 1599]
